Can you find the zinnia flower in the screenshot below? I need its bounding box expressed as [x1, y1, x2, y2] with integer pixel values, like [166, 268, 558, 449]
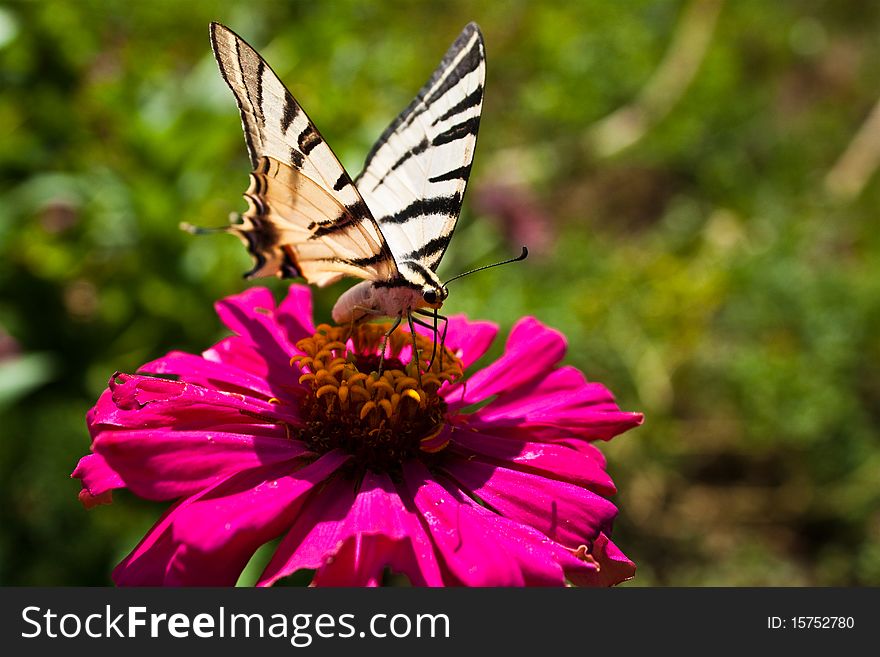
[73, 285, 643, 586]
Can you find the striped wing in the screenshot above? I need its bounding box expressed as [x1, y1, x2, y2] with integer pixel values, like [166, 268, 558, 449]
[355, 23, 486, 273]
[210, 22, 397, 285]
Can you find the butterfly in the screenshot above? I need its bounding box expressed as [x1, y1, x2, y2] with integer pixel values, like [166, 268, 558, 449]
[199, 21, 510, 362]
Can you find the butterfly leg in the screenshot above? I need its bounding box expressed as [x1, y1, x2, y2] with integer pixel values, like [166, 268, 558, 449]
[413, 308, 449, 371]
[346, 304, 387, 342]
[350, 305, 387, 321]
[409, 313, 439, 370]
[405, 311, 423, 386]
[436, 312, 450, 372]
[377, 313, 403, 376]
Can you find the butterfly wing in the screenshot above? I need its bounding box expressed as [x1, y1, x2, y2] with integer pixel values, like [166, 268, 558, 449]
[210, 22, 397, 285]
[354, 22, 486, 274]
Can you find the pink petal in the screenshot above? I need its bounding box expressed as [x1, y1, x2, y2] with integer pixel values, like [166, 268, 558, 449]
[566, 532, 636, 587]
[113, 469, 251, 586]
[556, 438, 609, 468]
[449, 478, 603, 585]
[113, 450, 348, 586]
[214, 287, 278, 331]
[476, 427, 612, 468]
[201, 336, 307, 394]
[443, 317, 566, 407]
[477, 366, 614, 415]
[403, 461, 592, 586]
[443, 458, 618, 548]
[260, 471, 444, 587]
[113, 498, 192, 586]
[78, 488, 113, 508]
[275, 284, 315, 343]
[471, 409, 644, 443]
[86, 388, 119, 439]
[88, 373, 300, 432]
[443, 316, 498, 369]
[449, 428, 616, 496]
[203, 336, 267, 374]
[467, 366, 644, 440]
[139, 350, 276, 398]
[94, 426, 311, 500]
[71, 453, 125, 500]
[403, 464, 523, 585]
[214, 287, 299, 379]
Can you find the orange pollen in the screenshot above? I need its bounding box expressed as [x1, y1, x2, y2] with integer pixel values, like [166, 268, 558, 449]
[290, 323, 463, 475]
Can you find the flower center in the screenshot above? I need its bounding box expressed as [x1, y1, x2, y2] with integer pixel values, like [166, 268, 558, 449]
[290, 323, 462, 475]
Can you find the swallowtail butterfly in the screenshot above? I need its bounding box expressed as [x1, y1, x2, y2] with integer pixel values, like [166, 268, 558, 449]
[204, 22, 491, 339]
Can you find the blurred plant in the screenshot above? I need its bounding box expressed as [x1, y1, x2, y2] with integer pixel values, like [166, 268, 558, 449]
[0, 325, 54, 409]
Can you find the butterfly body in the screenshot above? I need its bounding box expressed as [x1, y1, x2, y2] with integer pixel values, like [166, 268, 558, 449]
[331, 278, 445, 324]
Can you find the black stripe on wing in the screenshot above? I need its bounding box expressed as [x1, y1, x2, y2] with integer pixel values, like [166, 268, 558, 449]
[369, 137, 430, 192]
[398, 235, 451, 263]
[431, 116, 480, 147]
[298, 125, 321, 155]
[430, 87, 483, 126]
[359, 23, 484, 173]
[382, 192, 463, 225]
[421, 36, 483, 108]
[306, 198, 372, 237]
[402, 260, 435, 284]
[333, 252, 393, 268]
[428, 165, 472, 183]
[280, 100, 299, 134]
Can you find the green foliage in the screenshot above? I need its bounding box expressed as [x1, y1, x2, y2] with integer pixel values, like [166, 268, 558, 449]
[1, 0, 878, 585]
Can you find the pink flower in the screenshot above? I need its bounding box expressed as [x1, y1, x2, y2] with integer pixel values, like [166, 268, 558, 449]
[73, 285, 643, 586]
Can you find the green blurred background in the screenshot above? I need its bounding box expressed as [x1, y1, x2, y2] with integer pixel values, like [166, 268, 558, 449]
[2, 0, 879, 586]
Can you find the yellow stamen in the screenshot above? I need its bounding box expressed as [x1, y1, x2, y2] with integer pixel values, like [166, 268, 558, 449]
[316, 370, 338, 387]
[315, 384, 338, 399]
[395, 377, 420, 393]
[349, 386, 370, 402]
[359, 401, 377, 420]
[371, 379, 395, 398]
[420, 438, 451, 454]
[291, 323, 463, 474]
[419, 425, 450, 453]
[401, 388, 421, 404]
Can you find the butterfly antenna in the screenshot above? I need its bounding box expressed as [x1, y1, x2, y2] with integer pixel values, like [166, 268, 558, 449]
[180, 212, 240, 235]
[179, 222, 228, 235]
[443, 246, 529, 287]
